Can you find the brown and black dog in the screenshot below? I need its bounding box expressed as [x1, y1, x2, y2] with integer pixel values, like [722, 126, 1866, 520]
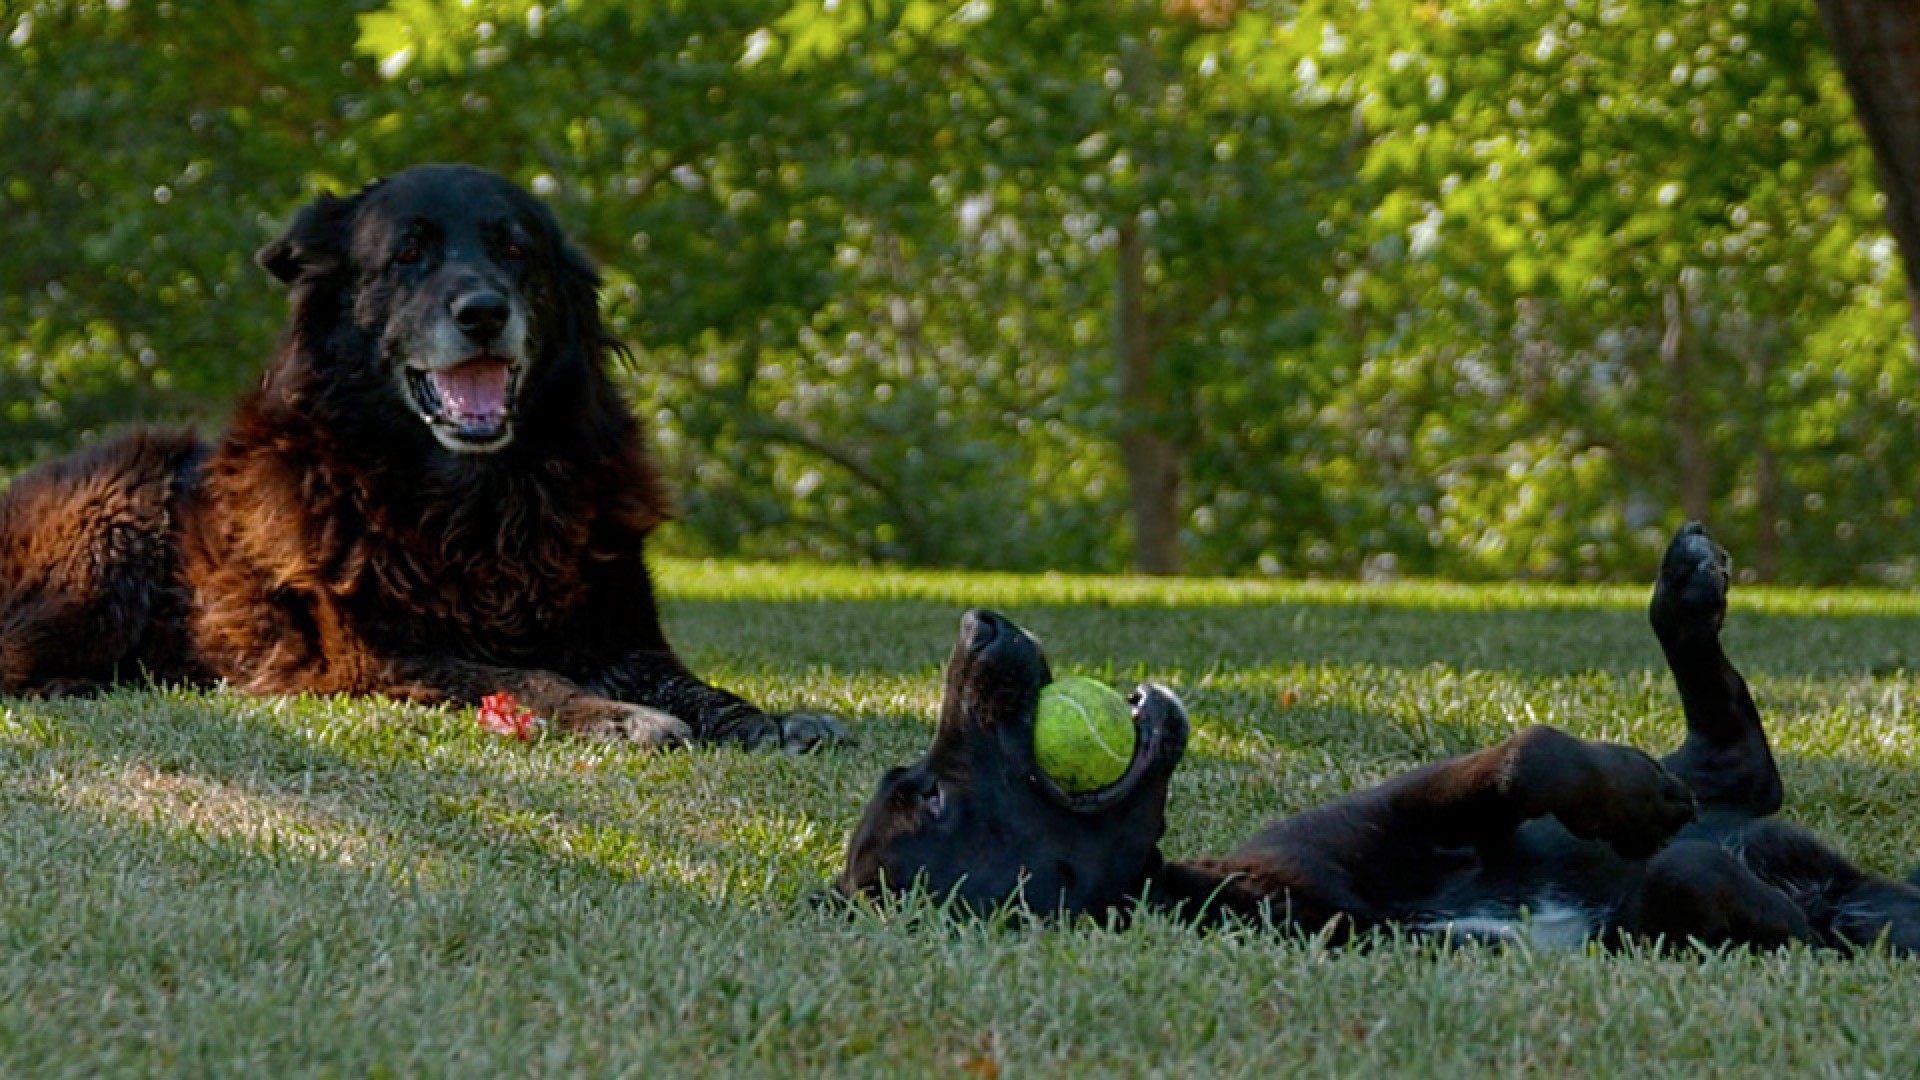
[841, 525, 1920, 952]
[0, 164, 839, 751]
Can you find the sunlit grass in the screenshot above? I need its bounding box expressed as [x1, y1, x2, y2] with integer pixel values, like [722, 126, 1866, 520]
[657, 555, 1920, 616]
[2, 562, 1920, 1076]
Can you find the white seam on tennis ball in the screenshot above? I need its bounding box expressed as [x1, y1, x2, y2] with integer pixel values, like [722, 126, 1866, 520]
[1060, 693, 1128, 761]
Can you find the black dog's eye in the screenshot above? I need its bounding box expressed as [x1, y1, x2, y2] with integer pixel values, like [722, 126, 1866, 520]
[499, 241, 527, 262]
[890, 772, 945, 822]
[394, 244, 424, 267]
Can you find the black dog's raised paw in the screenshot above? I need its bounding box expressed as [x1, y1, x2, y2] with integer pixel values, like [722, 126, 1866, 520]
[1584, 744, 1697, 860]
[1545, 739, 1696, 860]
[1650, 522, 1730, 647]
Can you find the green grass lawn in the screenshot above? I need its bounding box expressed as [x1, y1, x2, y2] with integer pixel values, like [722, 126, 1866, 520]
[6, 559, 1920, 1077]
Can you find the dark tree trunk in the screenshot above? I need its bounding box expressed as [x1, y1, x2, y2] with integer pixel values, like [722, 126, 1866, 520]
[1754, 441, 1780, 583]
[1115, 216, 1184, 576]
[1663, 286, 1713, 525]
[1747, 320, 1781, 583]
[1816, 0, 1920, 342]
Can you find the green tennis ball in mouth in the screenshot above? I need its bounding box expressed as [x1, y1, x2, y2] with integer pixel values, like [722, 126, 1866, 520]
[1033, 676, 1136, 794]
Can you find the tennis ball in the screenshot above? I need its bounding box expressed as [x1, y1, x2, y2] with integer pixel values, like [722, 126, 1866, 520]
[1033, 676, 1136, 793]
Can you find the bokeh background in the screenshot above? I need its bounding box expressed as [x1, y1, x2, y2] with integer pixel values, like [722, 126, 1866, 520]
[5, 0, 1915, 582]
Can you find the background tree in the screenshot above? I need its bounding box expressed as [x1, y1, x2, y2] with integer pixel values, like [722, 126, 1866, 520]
[748, 0, 1354, 574]
[1816, 0, 1920, 343]
[4, 0, 1914, 582]
[1274, 0, 1913, 581]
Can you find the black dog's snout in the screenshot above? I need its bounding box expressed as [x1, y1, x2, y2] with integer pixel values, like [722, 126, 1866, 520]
[960, 609, 1005, 651]
[451, 291, 510, 343]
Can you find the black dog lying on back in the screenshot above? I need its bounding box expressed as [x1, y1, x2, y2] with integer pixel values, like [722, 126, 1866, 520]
[840, 525, 1920, 952]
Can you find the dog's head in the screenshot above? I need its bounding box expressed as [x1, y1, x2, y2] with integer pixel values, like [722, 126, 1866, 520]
[837, 610, 1188, 916]
[258, 164, 604, 455]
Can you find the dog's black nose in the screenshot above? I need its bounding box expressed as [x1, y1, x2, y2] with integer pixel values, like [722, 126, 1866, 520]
[451, 291, 509, 344]
[960, 609, 1005, 651]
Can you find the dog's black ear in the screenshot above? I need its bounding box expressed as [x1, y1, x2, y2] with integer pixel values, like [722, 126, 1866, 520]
[540, 205, 614, 359]
[556, 240, 604, 327]
[257, 193, 359, 285]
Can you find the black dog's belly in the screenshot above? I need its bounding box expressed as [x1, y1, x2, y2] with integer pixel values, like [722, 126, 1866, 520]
[1412, 820, 1641, 946]
[1412, 893, 1605, 947]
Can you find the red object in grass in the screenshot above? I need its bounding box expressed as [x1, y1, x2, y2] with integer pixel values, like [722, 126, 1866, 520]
[478, 691, 540, 741]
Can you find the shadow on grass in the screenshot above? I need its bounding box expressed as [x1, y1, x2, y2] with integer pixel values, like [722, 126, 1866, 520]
[0, 693, 953, 1075]
[10, 577, 1920, 950]
[0, 690, 912, 919]
[6, 673, 1919, 956]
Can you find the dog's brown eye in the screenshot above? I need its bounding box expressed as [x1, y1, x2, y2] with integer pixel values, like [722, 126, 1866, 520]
[500, 242, 527, 261]
[924, 784, 946, 821]
[394, 245, 423, 266]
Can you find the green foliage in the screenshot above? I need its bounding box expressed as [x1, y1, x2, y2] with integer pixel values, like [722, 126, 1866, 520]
[2, 0, 1914, 580]
[1286, 0, 1917, 582]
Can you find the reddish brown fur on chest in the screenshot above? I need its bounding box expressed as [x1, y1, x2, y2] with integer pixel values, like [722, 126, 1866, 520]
[179, 417, 648, 687]
[343, 475, 597, 641]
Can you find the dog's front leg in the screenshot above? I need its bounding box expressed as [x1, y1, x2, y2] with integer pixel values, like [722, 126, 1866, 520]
[1385, 725, 1699, 858]
[381, 659, 692, 748]
[585, 650, 845, 752]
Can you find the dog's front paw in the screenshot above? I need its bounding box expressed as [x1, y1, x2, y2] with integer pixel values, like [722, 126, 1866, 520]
[1564, 743, 1698, 859]
[19, 677, 105, 699]
[582, 702, 694, 749]
[778, 711, 850, 753]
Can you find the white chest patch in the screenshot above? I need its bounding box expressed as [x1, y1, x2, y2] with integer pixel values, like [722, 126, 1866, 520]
[1417, 899, 1598, 949]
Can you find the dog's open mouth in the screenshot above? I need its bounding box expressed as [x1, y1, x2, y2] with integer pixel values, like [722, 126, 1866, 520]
[406, 357, 521, 448]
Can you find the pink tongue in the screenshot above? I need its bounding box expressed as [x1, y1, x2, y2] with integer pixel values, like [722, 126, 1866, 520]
[429, 360, 510, 423]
